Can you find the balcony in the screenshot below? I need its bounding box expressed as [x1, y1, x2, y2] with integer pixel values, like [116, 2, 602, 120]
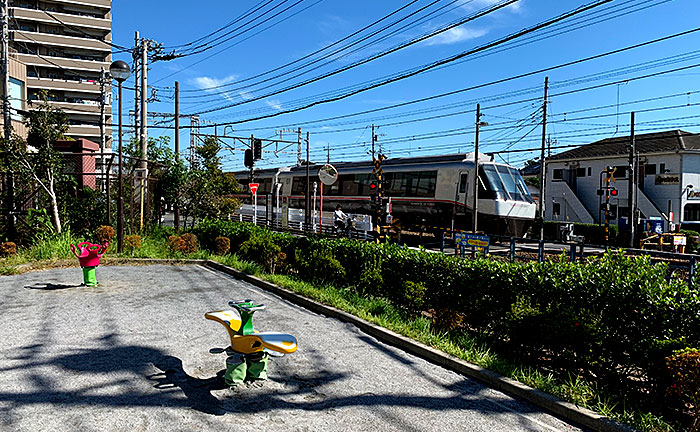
[48, 0, 111, 10]
[11, 7, 110, 31]
[13, 30, 111, 52]
[32, 99, 101, 115]
[67, 124, 106, 138]
[15, 52, 109, 72]
[27, 76, 103, 94]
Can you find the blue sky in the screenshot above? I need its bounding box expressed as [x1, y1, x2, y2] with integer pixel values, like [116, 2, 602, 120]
[110, 0, 700, 171]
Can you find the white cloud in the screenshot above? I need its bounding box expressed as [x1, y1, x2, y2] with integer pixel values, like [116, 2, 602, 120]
[238, 91, 254, 101]
[191, 74, 239, 102]
[461, 0, 523, 13]
[426, 26, 488, 46]
[265, 99, 283, 111]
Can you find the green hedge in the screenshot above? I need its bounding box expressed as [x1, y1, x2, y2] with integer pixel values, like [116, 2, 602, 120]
[195, 220, 700, 409]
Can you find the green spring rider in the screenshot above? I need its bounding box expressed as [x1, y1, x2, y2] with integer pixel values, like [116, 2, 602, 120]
[205, 299, 297, 387]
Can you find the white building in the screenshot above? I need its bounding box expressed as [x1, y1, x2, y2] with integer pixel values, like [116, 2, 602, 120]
[545, 130, 700, 230]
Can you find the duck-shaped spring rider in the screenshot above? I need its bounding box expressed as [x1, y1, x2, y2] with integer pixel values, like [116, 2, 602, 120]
[205, 299, 297, 387]
[70, 242, 108, 287]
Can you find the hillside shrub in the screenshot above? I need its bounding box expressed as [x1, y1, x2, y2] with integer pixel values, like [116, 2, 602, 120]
[214, 236, 231, 255]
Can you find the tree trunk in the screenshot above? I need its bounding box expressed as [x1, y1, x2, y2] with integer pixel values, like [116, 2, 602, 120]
[48, 174, 62, 234]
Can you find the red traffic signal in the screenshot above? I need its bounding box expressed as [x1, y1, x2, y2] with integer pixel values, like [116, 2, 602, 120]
[369, 183, 377, 190]
[610, 188, 618, 196]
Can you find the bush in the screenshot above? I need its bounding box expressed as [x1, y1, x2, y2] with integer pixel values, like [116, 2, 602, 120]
[124, 235, 142, 256]
[666, 348, 700, 431]
[95, 225, 115, 245]
[680, 230, 699, 253]
[239, 235, 284, 273]
[181, 233, 198, 254]
[0, 241, 17, 257]
[294, 249, 345, 284]
[168, 235, 185, 254]
[214, 236, 231, 255]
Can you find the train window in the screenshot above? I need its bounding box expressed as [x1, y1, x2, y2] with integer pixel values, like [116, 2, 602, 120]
[386, 171, 436, 197]
[495, 165, 533, 203]
[291, 177, 307, 195]
[459, 174, 468, 194]
[576, 168, 586, 177]
[480, 165, 506, 199]
[553, 169, 563, 180]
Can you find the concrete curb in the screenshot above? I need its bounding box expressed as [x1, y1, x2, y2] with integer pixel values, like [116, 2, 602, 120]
[203, 259, 637, 432]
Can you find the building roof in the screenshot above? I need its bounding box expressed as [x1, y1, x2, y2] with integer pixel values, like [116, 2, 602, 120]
[548, 130, 700, 161]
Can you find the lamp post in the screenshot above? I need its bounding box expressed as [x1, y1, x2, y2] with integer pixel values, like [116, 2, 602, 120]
[110, 60, 130, 253]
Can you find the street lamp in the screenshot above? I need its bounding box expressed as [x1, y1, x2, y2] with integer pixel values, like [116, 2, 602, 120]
[110, 60, 130, 253]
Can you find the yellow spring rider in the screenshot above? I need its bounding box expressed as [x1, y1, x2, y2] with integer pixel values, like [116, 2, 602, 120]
[205, 299, 297, 387]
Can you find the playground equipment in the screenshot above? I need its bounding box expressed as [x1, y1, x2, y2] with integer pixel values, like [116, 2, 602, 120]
[205, 299, 297, 387]
[70, 242, 108, 287]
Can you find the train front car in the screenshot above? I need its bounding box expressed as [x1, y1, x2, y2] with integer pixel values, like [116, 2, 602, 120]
[472, 162, 536, 236]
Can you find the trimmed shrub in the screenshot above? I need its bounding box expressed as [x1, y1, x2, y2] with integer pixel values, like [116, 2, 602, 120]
[95, 225, 115, 245]
[0, 241, 17, 257]
[181, 233, 198, 254]
[124, 235, 142, 256]
[680, 230, 700, 253]
[214, 236, 231, 255]
[168, 235, 185, 254]
[294, 249, 345, 284]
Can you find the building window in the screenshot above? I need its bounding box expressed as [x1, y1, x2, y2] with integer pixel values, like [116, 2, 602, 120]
[576, 167, 586, 177]
[553, 169, 563, 180]
[8, 78, 23, 120]
[552, 202, 561, 217]
[685, 204, 700, 222]
[645, 164, 656, 175]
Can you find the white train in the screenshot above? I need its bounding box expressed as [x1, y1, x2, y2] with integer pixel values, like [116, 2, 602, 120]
[233, 153, 536, 236]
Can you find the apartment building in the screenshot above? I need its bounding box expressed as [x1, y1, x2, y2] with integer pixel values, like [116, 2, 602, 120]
[8, 0, 112, 149]
[544, 130, 700, 231]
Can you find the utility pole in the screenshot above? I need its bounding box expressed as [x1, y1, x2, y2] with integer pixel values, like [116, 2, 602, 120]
[371, 124, 376, 160]
[1, 0, 15, 240]
[174, 81, 180, 233]
[133, 31, 140, 141]
[297, 127, 302, 166]
[472, 104, 482, 233]
[140, 38, 148, 172]
[538, 76, 549, 241]
[305, 131, 310, 228]
[628, 112, 636, 248]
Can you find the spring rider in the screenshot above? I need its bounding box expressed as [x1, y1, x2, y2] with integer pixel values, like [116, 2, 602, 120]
[205, 299, 297, 387]
[70, 242, 108, 287]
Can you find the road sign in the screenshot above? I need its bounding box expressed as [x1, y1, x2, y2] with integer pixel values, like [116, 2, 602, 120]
[249, 183, 259, 195]
[454, 233, 490, 248]
[318, 164, 338, 186]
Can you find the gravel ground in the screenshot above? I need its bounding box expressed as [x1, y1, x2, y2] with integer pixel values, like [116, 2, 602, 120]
[0, 265, 587, 432]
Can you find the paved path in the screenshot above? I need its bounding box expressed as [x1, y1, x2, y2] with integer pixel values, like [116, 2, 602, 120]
[0, 265, 587, 432]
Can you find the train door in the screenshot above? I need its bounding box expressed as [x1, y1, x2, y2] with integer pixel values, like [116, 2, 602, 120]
[457, 171, 470, 224]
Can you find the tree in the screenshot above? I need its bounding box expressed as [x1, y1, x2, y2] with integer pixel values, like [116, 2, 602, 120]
[1, 92, 69, 233]
[181, 137, 240, 227]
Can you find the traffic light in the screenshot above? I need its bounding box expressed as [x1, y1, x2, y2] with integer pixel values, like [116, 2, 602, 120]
[244, 149, 254, 168]
[610, 188, 618, 196]
[253, 139, 262, 160]
[369, 182, 377, 204]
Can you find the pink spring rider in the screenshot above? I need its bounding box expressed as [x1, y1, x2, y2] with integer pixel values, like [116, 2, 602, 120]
[70, 242, 108, 286]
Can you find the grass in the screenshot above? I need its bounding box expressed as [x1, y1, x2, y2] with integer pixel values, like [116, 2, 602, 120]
[0, 232, 680, 432]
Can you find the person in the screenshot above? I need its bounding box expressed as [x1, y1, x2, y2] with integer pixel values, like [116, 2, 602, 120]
[334, 204, 348, 232]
